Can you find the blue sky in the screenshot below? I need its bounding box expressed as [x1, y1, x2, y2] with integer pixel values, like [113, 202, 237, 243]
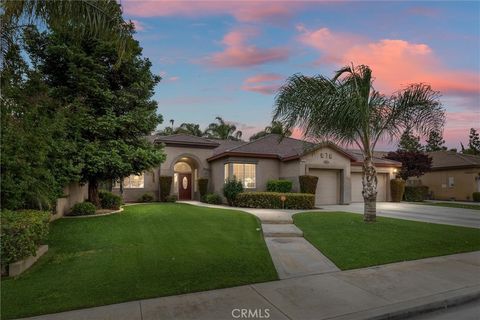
[122, 1, 480, 149]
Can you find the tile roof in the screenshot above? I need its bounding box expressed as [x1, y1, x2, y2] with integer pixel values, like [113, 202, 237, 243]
[346, 149, 402, 167]
[427, 151, 480, 169]
[153, 134, 220, 147]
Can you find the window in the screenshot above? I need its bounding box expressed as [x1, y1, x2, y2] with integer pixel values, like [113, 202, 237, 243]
[232, 163, 256, 188]
[114, 174, 144, 188]
[224, 163, 229, 181]
[448, 176, 454, 188]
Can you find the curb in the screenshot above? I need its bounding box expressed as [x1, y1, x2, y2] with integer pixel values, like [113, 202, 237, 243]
[330, 285, 480, 320]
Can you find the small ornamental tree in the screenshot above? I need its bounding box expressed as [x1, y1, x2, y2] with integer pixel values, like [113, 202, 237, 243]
[223, 177, 244, 206]
[385, 151, 432, 180]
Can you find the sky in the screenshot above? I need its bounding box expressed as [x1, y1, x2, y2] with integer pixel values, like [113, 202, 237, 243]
[121, 0, 480, 150]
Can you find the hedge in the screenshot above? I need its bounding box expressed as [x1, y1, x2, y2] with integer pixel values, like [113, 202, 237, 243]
[70, 202, 96, 216]
[159, 176, 173, 202]
[139, 192, 154, 202]
[1, 210, 50, 269]
[165, 195, 178, 203]
[390, 179, 406, 202]
[205, 193, 223, 205]
[236, 192, 315, 209]
[266, 179, 292, 193]
[473, 192, 480, 202]
[198, 178, 209, 198]
[99, 190, 122, 209]
[299, 175, 318, 194]
[404, 185, 429, 202]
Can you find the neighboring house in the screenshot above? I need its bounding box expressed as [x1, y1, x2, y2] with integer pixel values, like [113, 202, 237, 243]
[420, 151, 480, 201]
[114, 134, 401, 205]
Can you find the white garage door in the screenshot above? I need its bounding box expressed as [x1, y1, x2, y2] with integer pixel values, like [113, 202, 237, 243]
[351, 172, 388, 202]
[310, 169, 340, 205]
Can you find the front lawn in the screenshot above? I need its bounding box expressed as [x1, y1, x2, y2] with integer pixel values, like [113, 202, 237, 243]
[1, 204, 277, 320]
[420, 202, 480, 211]
[294, 212, 480, 270]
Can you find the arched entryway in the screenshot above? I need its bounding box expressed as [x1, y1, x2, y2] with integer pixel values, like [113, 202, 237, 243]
[172, 156, 199, 200]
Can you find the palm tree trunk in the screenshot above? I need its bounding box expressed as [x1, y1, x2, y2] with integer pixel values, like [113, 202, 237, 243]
[362, 157, 377, 222]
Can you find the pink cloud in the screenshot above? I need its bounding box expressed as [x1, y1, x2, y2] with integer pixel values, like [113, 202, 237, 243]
[168, 76, 180, 82]
[131, 19, 145, 31]
[206, 29, 289, 68]
[241, 84, 280, 94]
[123, 0, 300, 23]
[245, 73, 283, 83]
[297, 26, 480, 96]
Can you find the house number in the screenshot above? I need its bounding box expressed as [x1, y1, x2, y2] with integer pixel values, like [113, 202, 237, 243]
[320, 152, 333, 159]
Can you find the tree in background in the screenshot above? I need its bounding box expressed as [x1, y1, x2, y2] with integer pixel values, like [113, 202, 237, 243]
[273, 64, 444, 222]
[204, 117, 243, 140]
[398, 128, 424, 152]
[425, 130, 447, 152]
[250, 121, 292, 141]
[385, 151, 432, 180]
[174, 123, 203, 136]
[26, 16, 164, 206]
[461, 128, 480, 155]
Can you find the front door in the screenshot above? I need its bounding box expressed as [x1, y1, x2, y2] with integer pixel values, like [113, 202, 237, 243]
[178, 173, 192, 200]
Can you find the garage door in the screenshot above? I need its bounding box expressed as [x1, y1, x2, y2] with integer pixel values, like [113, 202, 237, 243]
[351, 172, 388, 202]
[310, 169, 340, 205]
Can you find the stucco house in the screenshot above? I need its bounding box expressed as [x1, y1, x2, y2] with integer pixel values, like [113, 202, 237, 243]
[420, 151, 480, 201]
[114, 134, 401, 205]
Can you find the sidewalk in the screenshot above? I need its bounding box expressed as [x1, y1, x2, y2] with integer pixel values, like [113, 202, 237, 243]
[20, 251, 480, 320]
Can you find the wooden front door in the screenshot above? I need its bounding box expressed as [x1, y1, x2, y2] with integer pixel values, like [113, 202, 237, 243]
[178, 173, 192, 200]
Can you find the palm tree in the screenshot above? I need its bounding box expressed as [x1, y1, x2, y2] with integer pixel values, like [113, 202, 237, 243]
[1, 0, 130, 60]
[204, 117, 243, 141]
[250, 121, 292, 141]
[274, 64, 444, 222]
[175, 123, 203, 136]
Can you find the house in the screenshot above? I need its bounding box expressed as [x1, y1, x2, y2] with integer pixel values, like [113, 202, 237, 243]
[114, 134, 401, 205]
[420, 151, 480, 201]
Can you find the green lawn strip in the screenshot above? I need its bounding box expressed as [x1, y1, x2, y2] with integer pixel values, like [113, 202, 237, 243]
[1, 204, 277, 320]
[418, 202, 480, 211]
[294, 211, 480, 270]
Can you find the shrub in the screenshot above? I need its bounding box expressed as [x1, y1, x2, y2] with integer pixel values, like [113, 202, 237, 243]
[159, 176, 173, 201]
[165, 195, 178, 203]
[473, 192, 480, 202]
[205, 193, 223, 205]
[299, 175, 319, 194]
[198, 178, 209, 198]
[70, 202, 96, 216]
[404, 185, 429, 202]
[139, 192, 154, 203]
[266, 179, 292, 193]
[99, 190, 122, 209]
[1, 210, 50, 268]
[236, 192, 315, 209]
[390, 178, 406, 202]
[223, 177, 244, 206]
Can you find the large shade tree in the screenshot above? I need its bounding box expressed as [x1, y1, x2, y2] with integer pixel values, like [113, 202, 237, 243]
[273, 65, 444, 222]
[204, 117, 243, 140]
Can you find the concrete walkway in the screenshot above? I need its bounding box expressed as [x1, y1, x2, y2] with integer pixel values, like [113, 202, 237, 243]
[179, 201, 340, 279]
[20, 251, 480, 320]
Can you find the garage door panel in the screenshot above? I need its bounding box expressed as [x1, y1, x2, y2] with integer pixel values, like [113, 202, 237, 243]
[351, 172, 388, 202]
[310, 169, 340, 205]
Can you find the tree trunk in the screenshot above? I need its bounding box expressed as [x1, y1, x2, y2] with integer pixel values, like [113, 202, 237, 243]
[88, 179, 100, 207]
[362, 157, 377, 222]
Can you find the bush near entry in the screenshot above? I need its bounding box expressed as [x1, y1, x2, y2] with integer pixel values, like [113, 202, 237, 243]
[473, 192, 480, 202]
[159, 176, 173, 201]
[236, 192, 315, 209]
[99, 191, 122, 209]
[205, 193, 222, 205]
[223, 177, 244, 206]
[139, 192, 154, 203]
[0, 210, 50, 269]
[70, 202, 96, 216]
[266, 179, 292, 193]
[404, 186, 429, 202]
[165, 195, 177, 203]
[299, 175, 318, 194]
[198, 178, 209, 198]
[390, 179, 406, 202]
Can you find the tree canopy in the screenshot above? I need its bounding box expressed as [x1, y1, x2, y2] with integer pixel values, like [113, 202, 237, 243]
[425, 130, 447, 152]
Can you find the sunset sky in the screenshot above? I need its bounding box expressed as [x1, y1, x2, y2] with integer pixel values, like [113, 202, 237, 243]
[122, 0, 479, 149]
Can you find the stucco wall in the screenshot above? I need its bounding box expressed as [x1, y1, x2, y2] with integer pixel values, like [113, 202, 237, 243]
[421, 168, 480, 201]
[113, 169, 160, 202]
[279, 161, 302, 192]
[53, 182, 89, 219]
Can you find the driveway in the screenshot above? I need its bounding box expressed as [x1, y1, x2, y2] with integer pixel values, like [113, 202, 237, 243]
[318, 202, 480, 228]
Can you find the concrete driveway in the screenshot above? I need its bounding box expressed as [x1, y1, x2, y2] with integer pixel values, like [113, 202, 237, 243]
[316, 202, 480, 228]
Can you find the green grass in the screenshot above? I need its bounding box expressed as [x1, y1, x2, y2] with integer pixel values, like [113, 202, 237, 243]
[1, 204, 277, 320]
[294, 212, 480, 270]
[419, 202, 480, 211]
